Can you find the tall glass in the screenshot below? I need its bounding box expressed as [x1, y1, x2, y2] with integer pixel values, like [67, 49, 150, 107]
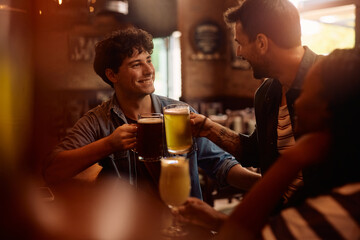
[159, 156, 190, 237]
[163, 104, 193, 154]
[137, 113, 164, 162]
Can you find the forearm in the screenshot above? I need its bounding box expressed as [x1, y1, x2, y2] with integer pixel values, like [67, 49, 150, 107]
[204, 120, 242, 157]
[226, 164, 261, 191]
[217, 156, 301, 239]
[216, 132, 331, 239]
[44, 136, 114, 184]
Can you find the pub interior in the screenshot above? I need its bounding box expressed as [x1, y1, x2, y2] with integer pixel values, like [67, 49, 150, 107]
[1, 0, 359, 239]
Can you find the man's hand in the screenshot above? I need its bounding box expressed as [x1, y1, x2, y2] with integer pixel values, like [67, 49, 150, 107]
[107, 124, 137, 152]
[176, 197, 228, 231]
[190, 112, 210, 137]
[190, 112, 242, 157]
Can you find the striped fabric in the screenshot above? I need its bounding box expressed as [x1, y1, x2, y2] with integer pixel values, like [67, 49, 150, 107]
[262, 183, 360, 240]
[277, 105, 296, 152]
[277, 105, 303, 202]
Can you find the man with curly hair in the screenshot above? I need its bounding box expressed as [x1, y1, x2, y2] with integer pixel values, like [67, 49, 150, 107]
[44, 27, 260, 199]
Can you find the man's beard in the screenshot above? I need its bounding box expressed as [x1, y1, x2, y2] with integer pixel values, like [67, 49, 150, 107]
[252, 67, 267, 80]
[250, 59, 270, 80]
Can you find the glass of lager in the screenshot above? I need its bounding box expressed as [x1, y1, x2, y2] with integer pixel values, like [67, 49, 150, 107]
[159, 156, 190, 237]
[137, 113, 164, 161]
[163, 104, 193, 154]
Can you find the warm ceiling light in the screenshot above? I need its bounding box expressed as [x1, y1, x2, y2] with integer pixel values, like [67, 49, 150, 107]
[106, 1, 128, 15]
[58, 0, 62, 5]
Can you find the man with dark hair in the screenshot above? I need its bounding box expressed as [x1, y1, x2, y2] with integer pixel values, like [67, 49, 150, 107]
[93, 28, 154, 88]
[179, 0, 323, 228]
[44, 27, 260, 199]
[191, 0, 321, 197]
[225, 0, 301, 50]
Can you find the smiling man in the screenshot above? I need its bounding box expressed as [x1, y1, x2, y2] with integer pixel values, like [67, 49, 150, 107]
[43, 27, 260, 198]
[189, 0, 322, 202]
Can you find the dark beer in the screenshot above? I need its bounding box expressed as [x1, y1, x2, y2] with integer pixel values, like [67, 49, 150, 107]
[137, 116, 163, 161]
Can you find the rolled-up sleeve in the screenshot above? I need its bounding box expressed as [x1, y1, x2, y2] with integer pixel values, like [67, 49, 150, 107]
[196, 137, 239, 187]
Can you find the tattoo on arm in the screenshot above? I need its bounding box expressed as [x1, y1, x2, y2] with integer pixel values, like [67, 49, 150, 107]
[216, 127, 241, 156]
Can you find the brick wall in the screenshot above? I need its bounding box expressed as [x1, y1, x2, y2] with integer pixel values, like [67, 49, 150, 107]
[178, 0, 262, 104]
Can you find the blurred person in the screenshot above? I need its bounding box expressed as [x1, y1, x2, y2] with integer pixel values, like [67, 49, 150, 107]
[43, 27, 260, 199]
[216, 47, 360, 239]
[0, 171, 167, 240]
[191, 0, 322, 203]
[180, 48, 360, 238]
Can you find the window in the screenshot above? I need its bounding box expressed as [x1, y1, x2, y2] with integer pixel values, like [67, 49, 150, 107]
[290, 0, 355, 55]
[152, 32, 182, 100]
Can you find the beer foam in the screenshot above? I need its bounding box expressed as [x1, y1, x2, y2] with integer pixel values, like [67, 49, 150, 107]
[161, 156, 187, 167]
[164, 107, 189, 115]
[138, 118, 163, 124]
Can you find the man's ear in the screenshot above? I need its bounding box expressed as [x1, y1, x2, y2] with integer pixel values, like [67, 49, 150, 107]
[255, 33, 268, 54]
[105, 68, 118, 84]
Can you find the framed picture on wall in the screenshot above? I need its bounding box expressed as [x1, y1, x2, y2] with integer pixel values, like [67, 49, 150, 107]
[193, 21, 222, 55]
[190, 20, 224, 60]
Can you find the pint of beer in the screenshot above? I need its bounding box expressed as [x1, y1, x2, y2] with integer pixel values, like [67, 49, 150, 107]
[163, 104, 193, 154]
[137, 113, 164, 161]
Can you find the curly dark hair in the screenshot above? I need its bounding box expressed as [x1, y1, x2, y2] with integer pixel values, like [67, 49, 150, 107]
[224, 0, 301, 48]
[93, 27, 154, 87]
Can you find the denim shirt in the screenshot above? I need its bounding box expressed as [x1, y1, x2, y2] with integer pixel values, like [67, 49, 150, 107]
[51, 94, 239, 199]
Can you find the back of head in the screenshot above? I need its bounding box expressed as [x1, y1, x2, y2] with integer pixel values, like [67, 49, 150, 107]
[315, 48, 360, 189]
[224, 0, 301, 48]
[93, 27, 154, 87]
[321, 48, 360, 122]
[290, 48, 360, 203]
[321, 47, 360, 155]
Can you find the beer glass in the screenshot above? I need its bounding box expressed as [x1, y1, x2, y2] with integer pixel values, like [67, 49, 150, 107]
[137, 113, 164, 161]
[159, 156, 190, 237]
[163, 104, 193, 154]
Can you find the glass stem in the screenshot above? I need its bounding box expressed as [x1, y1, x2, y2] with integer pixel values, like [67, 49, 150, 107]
[170, 206, 180, 229]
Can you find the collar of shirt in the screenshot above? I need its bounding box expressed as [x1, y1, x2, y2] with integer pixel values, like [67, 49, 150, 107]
[291, 46, 319, 91]
[107, 93, 164, 124]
